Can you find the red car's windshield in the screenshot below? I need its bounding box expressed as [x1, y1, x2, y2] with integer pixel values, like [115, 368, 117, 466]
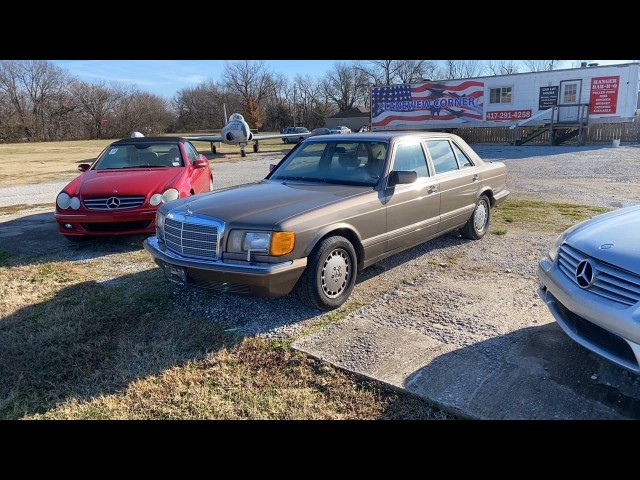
[93, 143, 184, 170]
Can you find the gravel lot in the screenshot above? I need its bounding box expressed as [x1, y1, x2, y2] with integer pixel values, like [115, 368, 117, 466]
[2, 142, 640, 419]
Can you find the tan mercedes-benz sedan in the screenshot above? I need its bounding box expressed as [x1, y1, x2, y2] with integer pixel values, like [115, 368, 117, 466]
[144, 131, 510, 310]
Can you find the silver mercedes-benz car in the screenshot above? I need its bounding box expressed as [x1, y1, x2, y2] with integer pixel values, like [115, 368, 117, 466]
[538, 204, 640, 373]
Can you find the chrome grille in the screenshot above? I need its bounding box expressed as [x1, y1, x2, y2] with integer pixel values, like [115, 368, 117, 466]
[164, 217, 219, 260]
[84, 196, 146, 210]
[558, 244, 640, 307]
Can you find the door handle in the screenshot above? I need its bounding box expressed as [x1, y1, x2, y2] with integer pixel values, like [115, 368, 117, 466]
[427, 185, 438, 194]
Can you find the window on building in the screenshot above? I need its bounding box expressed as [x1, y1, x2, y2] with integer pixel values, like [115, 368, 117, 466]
[563, 84, 577, 103]
[489, 87, 512, 104]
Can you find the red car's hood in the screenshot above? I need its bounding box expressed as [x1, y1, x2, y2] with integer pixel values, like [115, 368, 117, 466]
[68, 168, 184, 197]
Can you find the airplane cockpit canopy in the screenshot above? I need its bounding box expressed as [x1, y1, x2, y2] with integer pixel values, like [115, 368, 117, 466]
[229, 113, 245, 122]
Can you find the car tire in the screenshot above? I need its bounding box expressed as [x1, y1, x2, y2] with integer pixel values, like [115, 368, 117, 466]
[209, 176, 214, 191]
[283, 138, 289, 144]
[461, 194, 490, 240]
[296, 235, 357, 311]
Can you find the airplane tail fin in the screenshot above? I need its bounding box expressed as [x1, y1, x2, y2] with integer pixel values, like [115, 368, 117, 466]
[223, 103, 228, 125]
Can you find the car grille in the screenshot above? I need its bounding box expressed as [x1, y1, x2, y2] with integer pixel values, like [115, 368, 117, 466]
[84, 196, 146, 210]
[550, 292, 638, 368]
[162, 217, 220, 261]
[558, 244, 640, 307]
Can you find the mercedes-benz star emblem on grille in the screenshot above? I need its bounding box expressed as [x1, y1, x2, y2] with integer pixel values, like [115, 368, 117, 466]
[576, 260, 594, 288]
[106, 197, 121, 209]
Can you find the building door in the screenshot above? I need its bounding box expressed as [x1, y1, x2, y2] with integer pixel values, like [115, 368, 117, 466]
[558, 79, 582, 122]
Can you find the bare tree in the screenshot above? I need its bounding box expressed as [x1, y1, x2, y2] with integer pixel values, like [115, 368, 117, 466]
[173, 80, 229, 131]
[222, 60, 278, 129]
[354, 60, 439, 86]
[486, 60, 520, 75]
[0, 60, 70, 141]
[322, 62, 369, 112]
[111, 91, 173, 137]
[438, 60, 487, 79]
[522, 60, 564, 72]
[69, 80, 127, 139]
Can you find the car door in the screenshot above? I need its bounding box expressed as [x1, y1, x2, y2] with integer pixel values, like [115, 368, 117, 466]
[384, 139, 441, 254]
[424, 139, 479, 233]
[184, 142, 209, 193]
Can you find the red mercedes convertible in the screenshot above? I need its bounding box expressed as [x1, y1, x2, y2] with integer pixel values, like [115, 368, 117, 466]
[55, 136, 213, 241]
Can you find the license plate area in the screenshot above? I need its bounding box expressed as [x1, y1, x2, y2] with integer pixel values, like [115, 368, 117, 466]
[163, 263, 187, 284]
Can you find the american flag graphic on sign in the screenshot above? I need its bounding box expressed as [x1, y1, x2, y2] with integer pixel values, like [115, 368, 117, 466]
[371, 80, 484, 129]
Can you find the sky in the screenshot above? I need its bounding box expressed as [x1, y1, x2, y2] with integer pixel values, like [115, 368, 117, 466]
[50, 59, 635, 100]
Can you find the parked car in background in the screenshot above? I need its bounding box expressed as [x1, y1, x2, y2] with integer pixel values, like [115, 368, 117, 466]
[311, 127, 331, 136]
[538, 204, 640, 374]
[330, 126, 352, 134]
[144, 131, 509, 311]
[281, 127, 310, 144]
[55, 137, 213, 241]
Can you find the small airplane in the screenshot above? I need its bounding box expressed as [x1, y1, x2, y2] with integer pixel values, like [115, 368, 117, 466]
[181, 105, 312, 157]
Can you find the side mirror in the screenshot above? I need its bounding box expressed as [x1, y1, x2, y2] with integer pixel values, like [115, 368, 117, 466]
[388, 170, 417, 187]
[78, 163, 91, 172]
[269, 163, 277, 172]
[193, 159, 208, 169]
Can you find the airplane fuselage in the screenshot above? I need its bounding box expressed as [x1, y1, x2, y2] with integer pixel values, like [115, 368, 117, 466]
[221, 114, 254, 145]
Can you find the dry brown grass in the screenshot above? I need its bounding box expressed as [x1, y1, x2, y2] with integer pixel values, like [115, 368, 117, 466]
[0, 246, 453, 420]
[0, 135, 294, 188]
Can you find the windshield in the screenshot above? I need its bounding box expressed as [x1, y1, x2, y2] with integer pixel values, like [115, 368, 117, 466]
[270, 140, 388, 186]
[93, 143, 184, 170]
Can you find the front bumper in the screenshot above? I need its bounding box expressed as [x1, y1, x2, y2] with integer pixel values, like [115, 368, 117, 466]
[55, 208, 156, 236]
[537, 256, 640, 373]
[143, 236, 308, 298]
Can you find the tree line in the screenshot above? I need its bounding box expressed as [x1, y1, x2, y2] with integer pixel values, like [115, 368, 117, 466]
[0, 59, 562, 143]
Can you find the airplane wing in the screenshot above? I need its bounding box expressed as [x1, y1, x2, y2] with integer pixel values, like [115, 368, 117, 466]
[252, 132, 313, 141]
[182, 134, 224, 142]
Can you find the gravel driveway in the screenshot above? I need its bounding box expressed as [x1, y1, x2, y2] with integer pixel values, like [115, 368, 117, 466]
[2, 143, 640, 419]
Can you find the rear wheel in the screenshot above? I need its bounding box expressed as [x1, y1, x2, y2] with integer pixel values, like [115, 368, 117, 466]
[296, 235, 357, 311]
[283, 138, 289, 144]
[461, 194, 490, 240]
[209, 176, 214, 191]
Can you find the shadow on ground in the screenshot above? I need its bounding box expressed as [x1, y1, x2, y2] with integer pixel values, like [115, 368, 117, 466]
[403, 323, 640, 419]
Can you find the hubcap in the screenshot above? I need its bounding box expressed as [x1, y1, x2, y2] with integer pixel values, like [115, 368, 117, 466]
[321, 248, 350, 298]
[473, 202, 488, 232]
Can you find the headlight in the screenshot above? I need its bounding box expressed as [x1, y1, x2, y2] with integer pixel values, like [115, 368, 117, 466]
[57, 192, 71, 209]
[548, 232, 566, 262]
[548, 220, 585, 261]
[150, 188, 180, 206]
[69, 197, 81, 210]
[156, 211, 165, 232]
[227, 230, 295, 257]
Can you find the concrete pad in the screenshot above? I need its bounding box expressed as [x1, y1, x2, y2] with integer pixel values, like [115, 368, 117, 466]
[293, 317, 640, 420]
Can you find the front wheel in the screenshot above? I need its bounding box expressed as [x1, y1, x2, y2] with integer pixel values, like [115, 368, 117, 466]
[295, 235, 357, 311]
[461, 194, 490, 240]
[283, 138, 289, 144]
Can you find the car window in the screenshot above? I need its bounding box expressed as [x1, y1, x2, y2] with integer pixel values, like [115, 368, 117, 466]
[94, 142, 183, 169]
[426, 140, 459, 174]
[270, 140, 387, 186]
[451, 142, 474, 168]
[392, 141, 429, 178]
[184, 142, 199, 165]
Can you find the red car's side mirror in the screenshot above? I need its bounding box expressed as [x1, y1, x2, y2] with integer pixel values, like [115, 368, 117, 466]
[193, 159, 208, 169]
[78, 163, 91, 172]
